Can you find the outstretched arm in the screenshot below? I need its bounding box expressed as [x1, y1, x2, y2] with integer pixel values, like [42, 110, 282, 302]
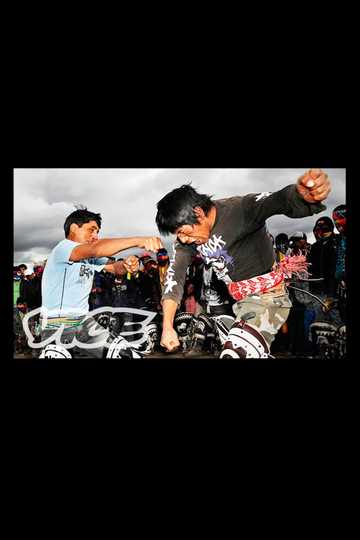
[69, 236, 163, 262]
[242, 169, 331, 227]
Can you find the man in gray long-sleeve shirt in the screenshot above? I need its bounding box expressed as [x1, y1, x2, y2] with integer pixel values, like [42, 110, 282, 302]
[155, 169, 331, 358]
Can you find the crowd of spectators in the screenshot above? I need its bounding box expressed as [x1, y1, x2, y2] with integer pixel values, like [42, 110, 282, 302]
[14, 203, 346, 358]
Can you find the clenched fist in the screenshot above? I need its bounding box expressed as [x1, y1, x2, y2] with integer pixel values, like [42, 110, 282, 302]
[160, 327, 180, 352]
[137, 236, 163, 252]
[296, 169, 331, 204]
[123, 255, 140, 274]
[112, 260, 127, 276]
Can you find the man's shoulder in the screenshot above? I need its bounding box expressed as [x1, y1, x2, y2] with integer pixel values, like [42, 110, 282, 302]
[53, 238, 78, 251]
[214, 196, 244, 207]
[214, 196, 248, 218]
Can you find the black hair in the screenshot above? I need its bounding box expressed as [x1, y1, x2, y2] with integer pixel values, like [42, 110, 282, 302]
[156, 183, 214, 235]
[289, 233, 307, 243]
[18, 264, 27, 270]
[16, 297, 26, 304]
[64, 208, 102, 238]
[275, 233, 288, 243]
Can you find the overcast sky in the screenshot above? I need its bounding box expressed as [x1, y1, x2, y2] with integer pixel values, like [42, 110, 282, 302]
[14, 168, 346, 272]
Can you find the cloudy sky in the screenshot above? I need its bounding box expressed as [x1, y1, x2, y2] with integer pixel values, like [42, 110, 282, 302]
[14, 168, 346, 272]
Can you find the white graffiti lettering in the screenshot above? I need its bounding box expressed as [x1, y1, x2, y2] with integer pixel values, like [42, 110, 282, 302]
[164, 242, 178, 294]
[197, 234, 226, 258]
[22, 306, 156, 350]
[255, 192, 271, 202]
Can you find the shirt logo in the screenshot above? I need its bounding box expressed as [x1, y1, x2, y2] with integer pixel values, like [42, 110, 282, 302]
[197, 235, 234, 285]
[79, 264, 94, 281]
[255, 192, 271, 202]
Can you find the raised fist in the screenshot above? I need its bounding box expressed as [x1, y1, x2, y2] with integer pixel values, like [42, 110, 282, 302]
[138, 237, 163, 252]
[123, 255, 140, 274]
[296, 169, 331, 204]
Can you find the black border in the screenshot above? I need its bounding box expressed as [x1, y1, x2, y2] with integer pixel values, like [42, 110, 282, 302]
[10, 117, 351, 385]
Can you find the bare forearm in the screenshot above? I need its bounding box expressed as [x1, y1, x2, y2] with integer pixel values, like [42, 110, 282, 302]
[162, 299, 178, 330]
[104, 261, 127, 275]
[70, 236, 163, 262]
[91, 237, 142, 258]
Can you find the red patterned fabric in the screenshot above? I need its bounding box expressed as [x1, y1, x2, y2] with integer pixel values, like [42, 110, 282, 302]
[227, 255, 309, 302]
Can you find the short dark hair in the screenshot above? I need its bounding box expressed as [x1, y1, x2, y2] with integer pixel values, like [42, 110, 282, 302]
[275, 233, 288, 243]
[64, 208, 102, 237]
[16, 297, 26, 305]
[156, 183, 214, 235]
[18, 264, 27, 270]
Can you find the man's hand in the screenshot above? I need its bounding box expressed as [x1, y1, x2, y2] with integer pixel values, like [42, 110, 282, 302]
[123, 255, 140, 274]
[112, 260, 126, 276]
[137, 237, 163, 252]
[160, 327, 180, 352]
[296, 169, 331, 204]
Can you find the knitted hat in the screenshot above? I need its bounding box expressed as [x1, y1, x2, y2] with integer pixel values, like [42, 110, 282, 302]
[314, 216, 334, 231]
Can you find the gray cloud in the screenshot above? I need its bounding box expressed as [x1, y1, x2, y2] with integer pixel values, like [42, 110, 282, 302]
[14, 168, 346, 269]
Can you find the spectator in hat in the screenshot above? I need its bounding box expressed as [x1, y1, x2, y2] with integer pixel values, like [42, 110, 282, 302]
[274, 233, 289, 263]
[288, 231, 311, 257]
[156, 248, 170, 292]
[141, 257, 163, 312]
[13, 266, 22, 306]
[308, 215, 342, 329]
[308, 217, 338, 297]
[17, 264, 29, 301]
[286, 232, 314, 355]
[14, 296, 30, 354]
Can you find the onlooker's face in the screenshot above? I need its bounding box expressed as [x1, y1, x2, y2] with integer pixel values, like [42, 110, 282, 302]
[124, 255, 140, 274]
[71, 220, 100, 244]
[146, 262, 158, 274]
[314, 225, 332, 239]
[157, 254, 169, 267]
[276, 240, 288, 253]
[17, 302, 27, 313]
[186, 283, 195, 295]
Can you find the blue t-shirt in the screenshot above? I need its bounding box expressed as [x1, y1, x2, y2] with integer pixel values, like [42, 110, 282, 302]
[41, 239, 108, 318]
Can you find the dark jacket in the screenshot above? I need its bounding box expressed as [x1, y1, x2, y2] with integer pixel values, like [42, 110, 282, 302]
[20, 276, 42, 310]
[112, 272, 156, 310]
[308, 233, 338, 296]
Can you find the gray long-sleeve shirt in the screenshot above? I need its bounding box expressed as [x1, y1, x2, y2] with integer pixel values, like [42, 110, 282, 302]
[162, 184, 326, 306]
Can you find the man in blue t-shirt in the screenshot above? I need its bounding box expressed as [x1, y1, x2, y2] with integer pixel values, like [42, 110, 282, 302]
[38, 207, 163, 358]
